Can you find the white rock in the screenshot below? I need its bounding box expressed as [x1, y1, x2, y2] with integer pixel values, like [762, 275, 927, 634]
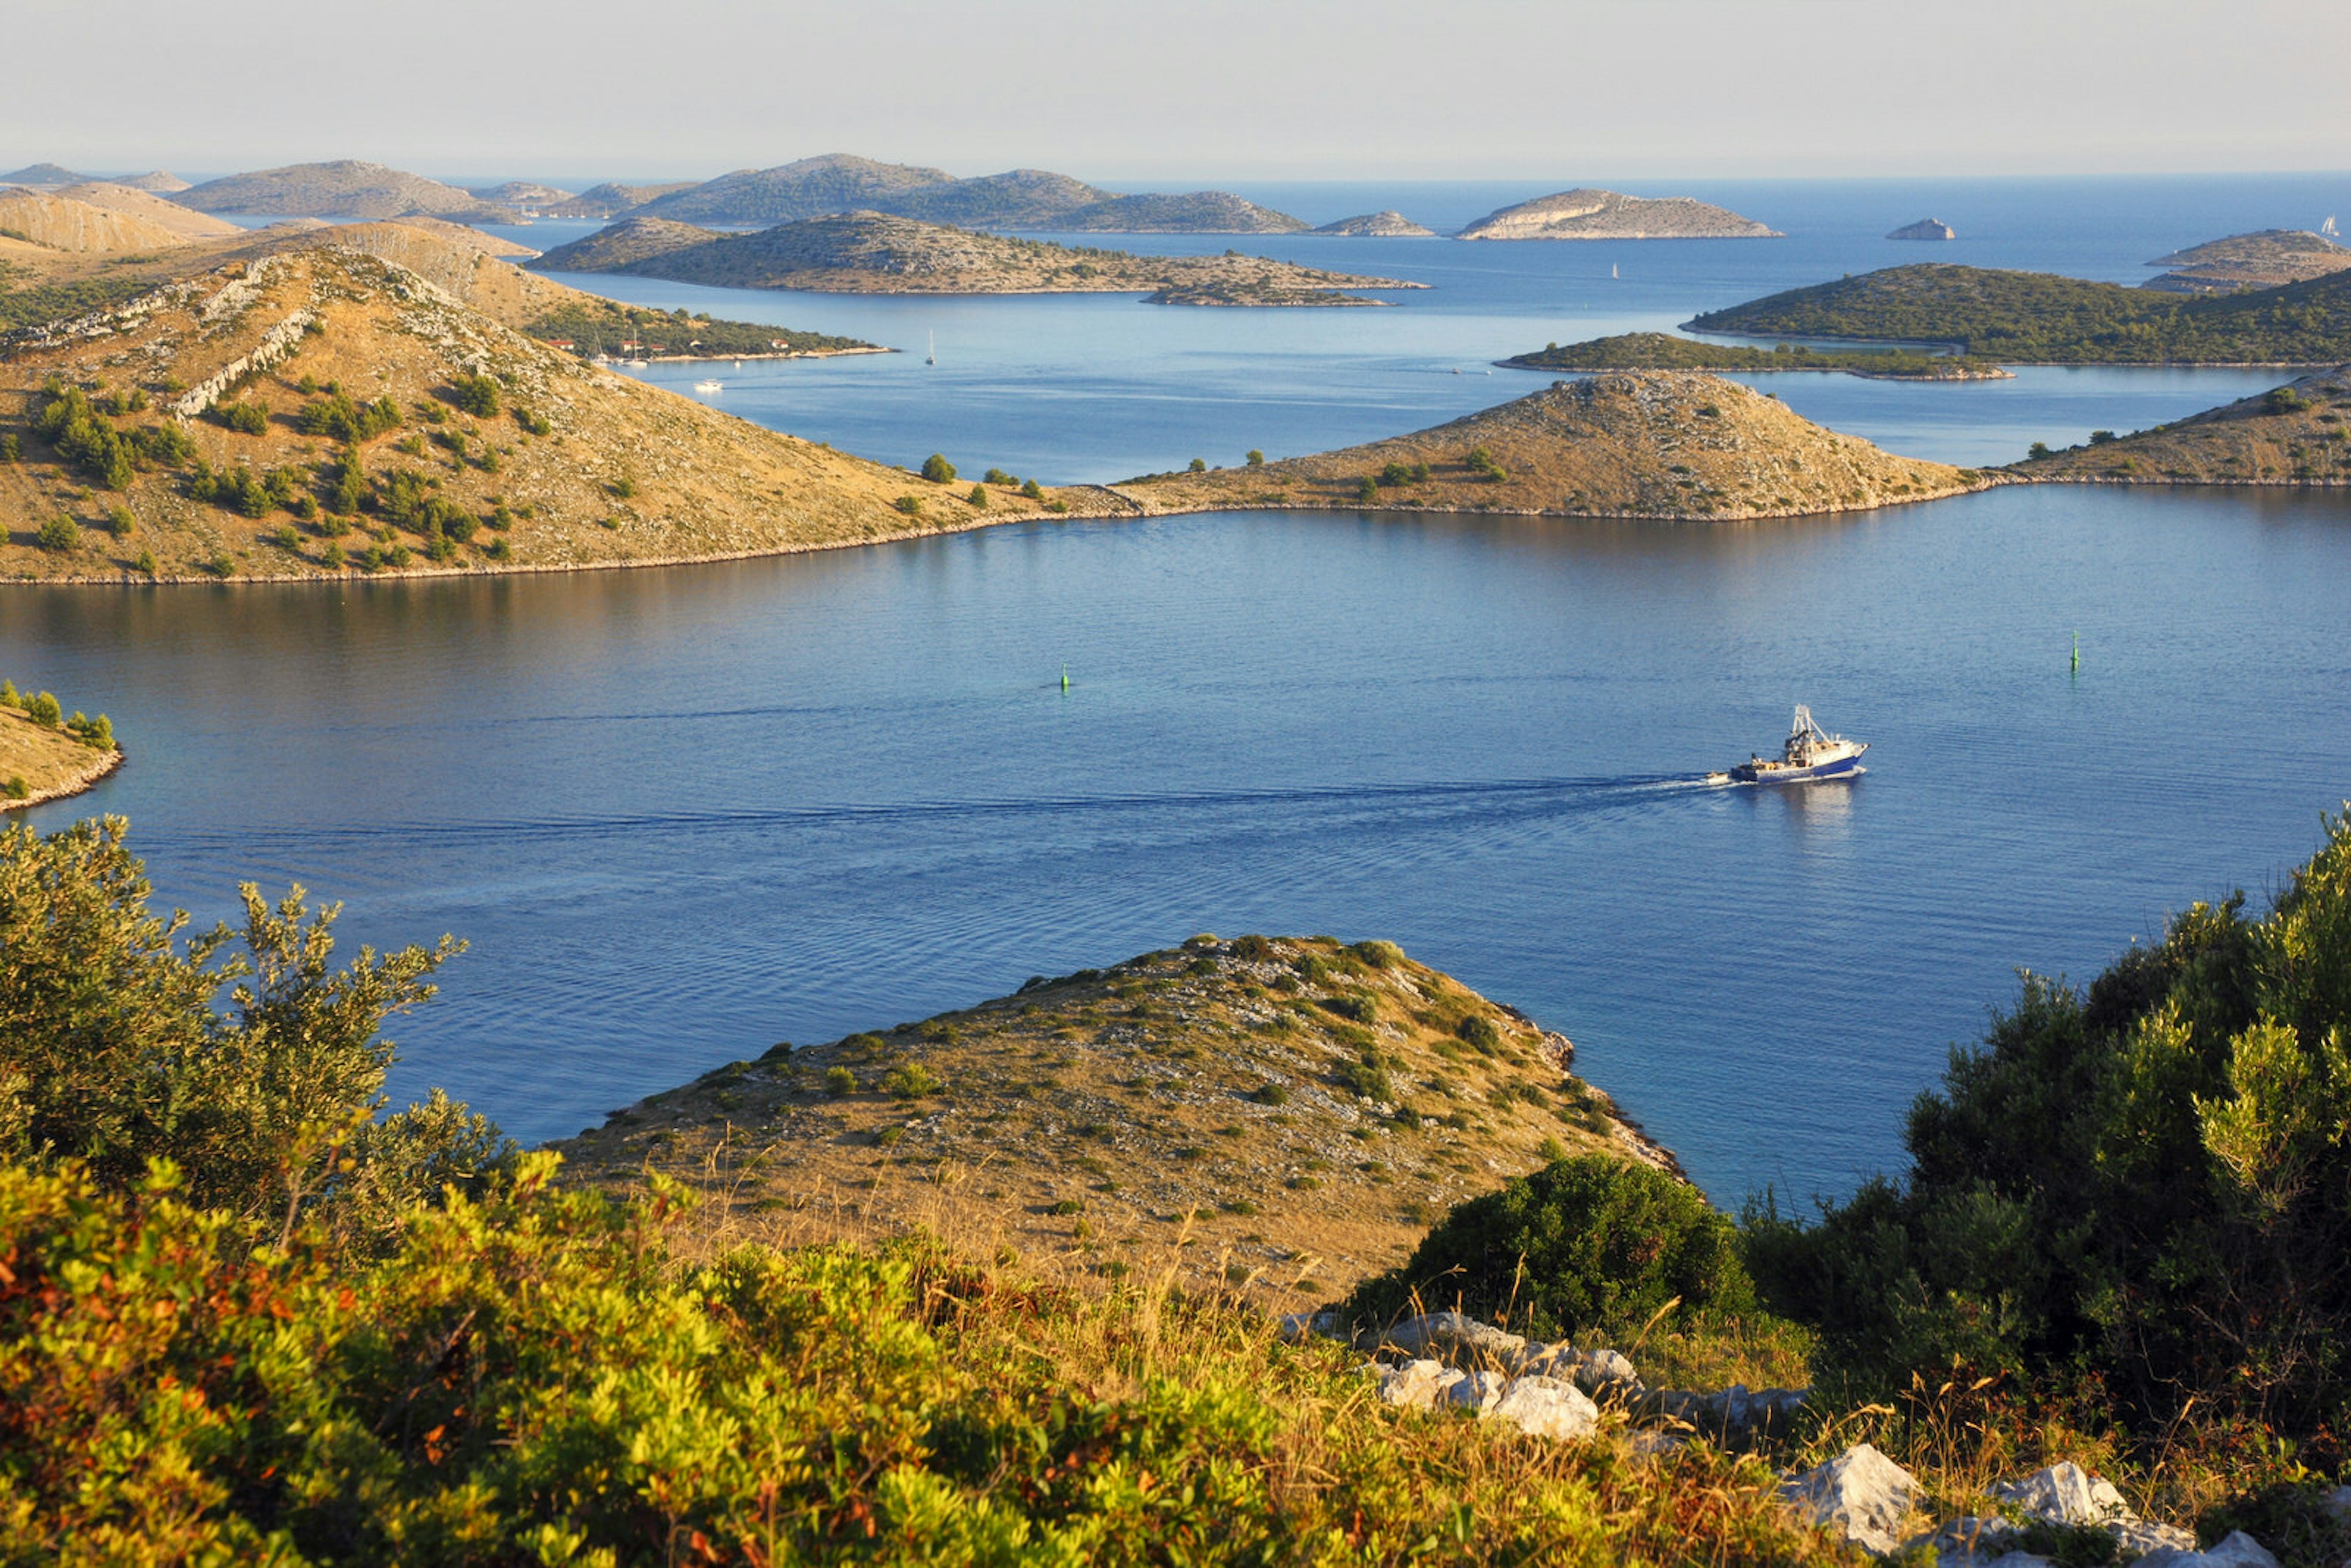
[2115, 1520, 2200, 1555]
[1376, 1359, 1449, 1409]
[1572, 1347, 1641, 1395]
[1989, 1461, 2133, 1528]
[1488, 1375, 1600, 1441]
[1376, 1310, 1529, 1364]
[1442, 1369, 1508, 1413]
[1780, 1441, 1918, 1556]
[2133, 1532, 2280, 1568]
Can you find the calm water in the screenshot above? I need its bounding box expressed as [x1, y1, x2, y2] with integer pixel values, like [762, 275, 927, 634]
[7, 486, 2349, 1201]
[12, 176, 2350, 1202]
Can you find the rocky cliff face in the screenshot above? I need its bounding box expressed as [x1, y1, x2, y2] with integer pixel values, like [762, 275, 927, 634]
[1457, 189, 1779, 241]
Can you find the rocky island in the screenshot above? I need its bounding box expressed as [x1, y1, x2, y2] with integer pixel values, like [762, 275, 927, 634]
[171, 159, 511, 223]
[531, 211, 1420, 304]
[1456, 188, 1779, 241]
[1501, 331, 2011, 380]
[1111, 372, 1985, 520]
[1310, 211, 1438, 236]
[2142, 227, 2351, 293]
[1886, 218, 1955, 241]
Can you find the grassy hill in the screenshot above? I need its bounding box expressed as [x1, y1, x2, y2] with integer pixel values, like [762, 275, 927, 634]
[0, 234, 1086, 582]
[2012, 364, 2351, 484]
[47, 182, 243, 241]
[0, 190, 204, 255]
[1687, 261, 2351, 363]
[2144, 228, 2351, 293]
[1114, 372, 1985, 520]
[625, 154, 1307, 233]
[533, 211, 1417, 304]
[1502, 331, 2011, 380]
[0, 687, 118, 803]
[173, 159, 508, 222]
[553, 934, 1673, 1302]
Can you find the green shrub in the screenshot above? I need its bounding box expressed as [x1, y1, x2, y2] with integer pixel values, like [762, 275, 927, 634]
[609, 476, 636, 499]
[966, 483, 988, 508]
[1231, 934, 1274, 961]
[25, 691, 62, 726]
[1188, 457, 1207, 473]
[297, 392, 400, 442]
[894, 495, 923, 517]
[134, 549, 156, 575]
[822, 1066, 858, 1097]
[1, 433, 19, 463]
[1749, 808, 2351, 1435]
[1250, 1082, 1290, 1106]
[1021, 478, 1044, 500]
[1456, 1015, 1502, 1053]
[1349, 939, 1403, 969]
[1319, 993, 1376, 1025]
[217, 400, 269, 435]
[1245, 449, 1264, 467]
[921, 453, 956, 483]
[881, 1063, 942, 1100]
[35, 516, 78, 553]
[447, 373, 501, 417]
[1, 776, 24, 800]
[984, 467, 1015, 485]
[1339, 1153, 1757, 1340]
[1355, 475, 1378, 502]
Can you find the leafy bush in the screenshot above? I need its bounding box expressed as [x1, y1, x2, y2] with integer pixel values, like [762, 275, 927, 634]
[217, 400, 269, 435]
[1318, 992, 1377, 1024]
[1340, 1153, 1758, 1340]
[1748, 809, 2351, 1435]
[1355, 475, 1378, 502]
[1230, 934, 1273, 961]
[822, 1066, 857, 1097]
[297, 392, 401, 442]
[446, 373, 500, 417]
[894, 495, 923, 516]
[1021, 478, 1044, 500]
[880, 1063, 942, 1100]
[1246, 449, 1264, 467]
[34, 516, 78, 553]
[967, 483, 988, 508]
[24, 692, 61, 727]
[920, 453, 956, 483]
[104, 505, 134, 539]
[1350, 939, 1403, 969]
[1457, 1014, 1502, 1053]
[1188, 457, 1207, 473]
[0, 817, 496, 1244]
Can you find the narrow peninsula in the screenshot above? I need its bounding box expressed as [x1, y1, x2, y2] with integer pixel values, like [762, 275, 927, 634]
[1501, 331, 2011, 381]
[531, 212, 1421, 305]
[0, 681, 120, 806]
[2011, 366, 2351, 486]
[553, 935, 1672, 1299]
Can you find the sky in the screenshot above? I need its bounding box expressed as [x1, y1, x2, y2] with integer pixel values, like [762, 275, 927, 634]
[6, 0, 2348, 185]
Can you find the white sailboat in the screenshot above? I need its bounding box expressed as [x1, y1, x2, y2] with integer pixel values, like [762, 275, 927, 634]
[1611, 263, 1619, 279]
[2325, 217, 2341, 238]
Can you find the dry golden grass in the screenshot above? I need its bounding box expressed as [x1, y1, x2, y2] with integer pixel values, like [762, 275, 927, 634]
[2016, 365, 2351, 486]
[1, 238, 1095, 581]
[554, 934, 1675, 1304]
[0, 706, 117, 802]
[1116, 373, 1987, 522]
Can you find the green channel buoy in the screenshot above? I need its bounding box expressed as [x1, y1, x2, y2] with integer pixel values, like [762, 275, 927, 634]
[1060, 662, 1069, 692]
[2071, 632, 2079, 675]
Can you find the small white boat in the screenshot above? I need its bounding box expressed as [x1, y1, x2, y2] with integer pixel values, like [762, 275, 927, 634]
[694, 379, 722, 394]
[628, 358, 649, 369]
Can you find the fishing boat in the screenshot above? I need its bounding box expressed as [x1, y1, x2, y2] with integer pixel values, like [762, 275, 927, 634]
[1711, 705, 1867, 784]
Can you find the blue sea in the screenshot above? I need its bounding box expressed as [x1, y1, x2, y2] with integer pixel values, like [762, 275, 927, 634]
[9, 174, 2349, 1204]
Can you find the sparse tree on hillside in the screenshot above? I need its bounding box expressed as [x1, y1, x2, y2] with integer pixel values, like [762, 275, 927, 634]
[921, 454, 957, 484]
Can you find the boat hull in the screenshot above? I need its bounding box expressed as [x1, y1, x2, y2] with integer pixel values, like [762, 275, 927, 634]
[1730, 748, 1866, 784]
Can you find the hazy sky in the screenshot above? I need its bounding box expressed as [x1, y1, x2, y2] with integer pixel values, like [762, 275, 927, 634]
[7, 0, 2347, 184]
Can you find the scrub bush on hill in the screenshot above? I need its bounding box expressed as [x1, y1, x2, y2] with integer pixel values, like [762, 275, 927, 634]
[1338, 1154, 1758, 1342]
[0, 817, 503, 1247]
[1747, 806, 2351, 1436]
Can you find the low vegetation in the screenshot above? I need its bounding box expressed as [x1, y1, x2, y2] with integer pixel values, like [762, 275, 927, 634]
[1686, 262, 2351, 364]
[1503, 331, 2010, 380]
[517, 299, 872, 361]
[0, 677, 116, 801]
[6, 809, 2351, 1558]
[1116, 373, 1985, 521]
[531, 212, 1420, 306]
[2012, 364, 2351, 484]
